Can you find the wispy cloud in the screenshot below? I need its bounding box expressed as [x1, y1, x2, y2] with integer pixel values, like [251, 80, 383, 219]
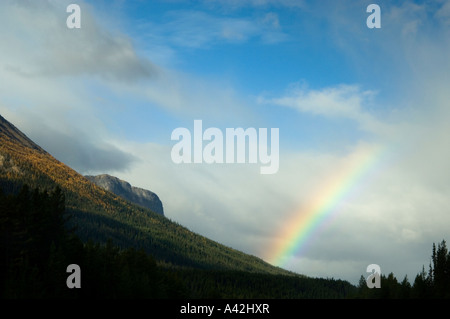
[202, 0, 306, 10]
[264, 84, 372, 119]
[259, 83, 391, 137]
[136, 10, 288, 50]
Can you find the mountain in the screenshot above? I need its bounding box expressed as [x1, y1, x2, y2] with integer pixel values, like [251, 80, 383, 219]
[85, 174, 164, 216]
[0, 114, 292, 275]
[0, 115, 44, 152]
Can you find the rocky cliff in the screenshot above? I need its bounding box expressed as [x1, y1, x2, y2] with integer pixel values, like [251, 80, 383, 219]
[85, 174, 164, 216]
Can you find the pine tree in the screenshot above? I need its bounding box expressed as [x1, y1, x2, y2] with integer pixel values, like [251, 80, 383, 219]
[399, 275, 411, 299]
[412, 266, 430, 298]
[433, 240, 450, 298]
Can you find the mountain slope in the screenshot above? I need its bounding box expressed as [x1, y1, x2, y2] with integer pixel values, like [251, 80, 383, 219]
[85, 174, 164, 216]
[0, 115, 44, 152]
[0, 114, 293, 275]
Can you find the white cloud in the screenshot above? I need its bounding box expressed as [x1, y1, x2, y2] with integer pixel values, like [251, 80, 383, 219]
[0, 0, 157, 82]
[260, 83, 392, 137]
[0, 0, 150, 172]
[267, 84, 370, 118]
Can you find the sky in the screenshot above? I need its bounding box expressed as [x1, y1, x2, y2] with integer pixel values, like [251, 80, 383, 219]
[1, 0, 450, 285]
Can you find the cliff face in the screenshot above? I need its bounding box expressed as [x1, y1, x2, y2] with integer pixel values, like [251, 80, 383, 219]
[85, 174, 164, 216]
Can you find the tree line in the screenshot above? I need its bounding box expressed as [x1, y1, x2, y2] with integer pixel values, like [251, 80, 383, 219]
[1, 184, 449, 298]
[0, 185, 185, 298]
[355, 239, 450, 299]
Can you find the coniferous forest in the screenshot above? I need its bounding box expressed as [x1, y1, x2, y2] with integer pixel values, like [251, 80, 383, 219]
[1, 184, 449, 299]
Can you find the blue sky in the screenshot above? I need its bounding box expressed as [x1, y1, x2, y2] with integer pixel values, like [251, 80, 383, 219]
[84, 0, 392, 149]
[1, 0, 450, 284]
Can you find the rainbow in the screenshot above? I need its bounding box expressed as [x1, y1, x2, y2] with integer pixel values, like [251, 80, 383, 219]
[266, 143, 392, 267]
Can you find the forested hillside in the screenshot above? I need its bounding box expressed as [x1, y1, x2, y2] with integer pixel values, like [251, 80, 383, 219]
[1, 184, 447, 299]
[0, 114, 292, 275]
[0, 185, 356, 298]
